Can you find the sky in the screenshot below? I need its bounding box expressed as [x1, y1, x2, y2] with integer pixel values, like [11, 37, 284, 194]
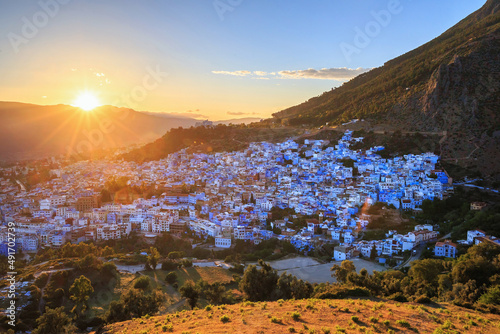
[0, 0, 487, 121]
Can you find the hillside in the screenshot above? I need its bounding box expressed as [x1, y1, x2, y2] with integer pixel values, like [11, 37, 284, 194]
[99, 298, 500, 334]
[270, 0, 500, 179]
[0, 102, 199, 161]
[120, 125, 302, 162]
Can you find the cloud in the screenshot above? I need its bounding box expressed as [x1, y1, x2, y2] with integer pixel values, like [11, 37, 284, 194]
[211, 70, 251, 76]
[212, 67, 369, 80]
[278, 67, 370, 80]
[227, 111, 249, 115]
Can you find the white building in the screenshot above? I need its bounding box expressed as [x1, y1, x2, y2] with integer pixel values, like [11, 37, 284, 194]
[467, 229, 486, 244]
[434, 240, 457, 258]
[215, 236, 231, 248]
[334, 245, 353, 261]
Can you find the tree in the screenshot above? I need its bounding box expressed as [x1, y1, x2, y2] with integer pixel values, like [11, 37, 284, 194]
[69, 275, 94, 317]
[147, 247, 161, 270]
[408, 259, 444, 284]
[239, 260, 279, 301]
[106, 288, 164, 323]
[478, 285, 500, 305]
[168, 251, 185, 259]
[276, 273, 313, 300]
[198, 280, 226, 305]
[370, 245, 377, 260]
[161, 259, 179, 271]
[101, 262, 118, 279]
[330, 260, 356, 284]
[33, 307, 77, 334]
[179, 281, 199, 309]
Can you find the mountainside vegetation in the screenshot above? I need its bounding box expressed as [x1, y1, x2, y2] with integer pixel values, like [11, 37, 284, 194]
[120, 124, 301, 162]
[270, 0, 500, 179]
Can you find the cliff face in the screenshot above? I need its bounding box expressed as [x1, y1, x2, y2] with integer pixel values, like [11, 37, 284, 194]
[390, 29, 500, 177]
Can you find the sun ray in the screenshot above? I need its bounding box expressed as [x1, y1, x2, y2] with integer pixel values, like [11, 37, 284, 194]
[72, 91, 101, 111]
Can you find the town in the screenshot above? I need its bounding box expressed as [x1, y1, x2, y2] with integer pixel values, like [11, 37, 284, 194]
[3, 129, 496, 266]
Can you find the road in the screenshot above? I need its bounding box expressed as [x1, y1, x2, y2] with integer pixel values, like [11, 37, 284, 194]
[396, 244, 425, 269]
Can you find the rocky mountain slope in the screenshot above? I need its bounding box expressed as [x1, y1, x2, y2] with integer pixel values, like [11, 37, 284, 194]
[271, 0, 500, 179]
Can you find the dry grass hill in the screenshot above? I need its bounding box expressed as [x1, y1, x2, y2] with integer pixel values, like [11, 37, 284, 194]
[99, 298, 500, 334]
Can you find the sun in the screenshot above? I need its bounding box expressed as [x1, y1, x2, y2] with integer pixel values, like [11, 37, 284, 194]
[72, 92, 101, 111]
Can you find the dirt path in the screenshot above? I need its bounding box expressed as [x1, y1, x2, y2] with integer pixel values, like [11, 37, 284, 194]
[38, 271, 53, 314]
[165, 298, 186, 313]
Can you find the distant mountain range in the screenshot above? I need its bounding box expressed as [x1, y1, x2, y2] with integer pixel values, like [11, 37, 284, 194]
[0, 102, 256, 161]
[270, 0, 500, 178]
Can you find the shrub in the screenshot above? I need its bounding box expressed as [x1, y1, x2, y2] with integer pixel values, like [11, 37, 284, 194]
[321, 327, 331, 334]
[133, 276, 151, 290]
[161, 260, 179, 271]
[313, 285, 370, 299]
[288, 327, 296, 333]
[220, 315, 230, 323]
[389, 292, 408, 302]
[415, 295, 432, 304]
[270, 316, 283, 324]
[351, 316, 359, 323]
[383, 320, 390, 326]
[396, 319, 411, 328]
[205, 305, 212, 311]
[369, 317, 378, 323]
[181, 259, 193, 268]
[165, 272, 177, 285]
[162, 324, 173, 332]
[291, 311, 301, 321]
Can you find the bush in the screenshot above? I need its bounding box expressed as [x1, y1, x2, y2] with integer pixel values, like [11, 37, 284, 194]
[161, 260, 179, 271]
[313, 285, 370, 299]
[165, 272, 177, 285]
[220, 315, 230, 323]
[389, 292, 408, 302]
[291, 311, 301, 321]
[396, 319, 411, 328]
[133, 276, 151, 290]
[167, 251, 184, 259]
[181, 259, 193, 268]
[229, 264, 245, 274]
[369, 316, 378, 323]
[162, 324, 173, 332]
[415, 295, 432, 304]
[478, 286, 500, 305]
[270, 316, 282, 324]
[351, 316, 359, 322]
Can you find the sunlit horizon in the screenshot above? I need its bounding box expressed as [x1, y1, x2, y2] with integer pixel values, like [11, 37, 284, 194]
[0, 0, 486, 120]
[72, 92, 101, 111]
